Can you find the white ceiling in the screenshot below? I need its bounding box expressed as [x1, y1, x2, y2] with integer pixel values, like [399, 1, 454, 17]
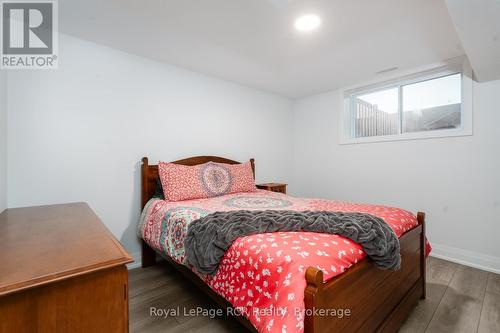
[445, 0, 500, 83]
[60, 0, 464, 98]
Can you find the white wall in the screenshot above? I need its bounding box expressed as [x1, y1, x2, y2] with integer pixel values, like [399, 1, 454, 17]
[0, 71, 6, 213]
[6, 34, 293, 264]
[291, 79, 500, 273]
[5, 34, 499, 274]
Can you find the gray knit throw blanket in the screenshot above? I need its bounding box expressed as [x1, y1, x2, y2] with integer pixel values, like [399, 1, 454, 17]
[185, 210, 400, 275]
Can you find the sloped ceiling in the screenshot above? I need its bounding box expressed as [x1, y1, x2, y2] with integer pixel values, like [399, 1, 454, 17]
[60, 0, 464, 98]
[445, 0, 500, 82]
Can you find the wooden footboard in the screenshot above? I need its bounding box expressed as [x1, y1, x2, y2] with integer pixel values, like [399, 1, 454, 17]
[304, 213, 425, 333]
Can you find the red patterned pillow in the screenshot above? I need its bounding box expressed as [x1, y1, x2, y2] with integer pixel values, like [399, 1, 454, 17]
[158, 161, 256, 201]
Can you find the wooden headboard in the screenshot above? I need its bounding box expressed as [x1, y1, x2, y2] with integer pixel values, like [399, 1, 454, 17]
[141, 156, 255, 208]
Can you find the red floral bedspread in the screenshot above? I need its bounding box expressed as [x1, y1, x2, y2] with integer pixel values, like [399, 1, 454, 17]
[138, 190, 430, 333]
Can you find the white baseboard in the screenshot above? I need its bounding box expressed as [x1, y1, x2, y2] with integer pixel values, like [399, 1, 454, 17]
[127, 251, 142, 270]
[430, 243, 500, 274]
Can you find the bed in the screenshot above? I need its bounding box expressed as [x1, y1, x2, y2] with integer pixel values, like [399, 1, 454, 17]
[138, 156, 427, 333]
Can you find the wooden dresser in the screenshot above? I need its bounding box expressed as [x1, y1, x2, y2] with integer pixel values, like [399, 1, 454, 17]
[0, 203, 133, 333]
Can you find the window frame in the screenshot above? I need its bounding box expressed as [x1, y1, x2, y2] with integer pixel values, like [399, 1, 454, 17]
[339, 59, 473, 145]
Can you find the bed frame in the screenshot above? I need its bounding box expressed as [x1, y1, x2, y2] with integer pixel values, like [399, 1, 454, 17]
[140, 156, 426, 333]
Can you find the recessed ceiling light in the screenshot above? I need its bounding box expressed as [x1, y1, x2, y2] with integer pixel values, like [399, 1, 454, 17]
[294, 14, 321, 32]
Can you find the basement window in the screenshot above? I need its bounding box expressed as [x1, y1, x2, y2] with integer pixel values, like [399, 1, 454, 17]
[340, 60, 473, 144]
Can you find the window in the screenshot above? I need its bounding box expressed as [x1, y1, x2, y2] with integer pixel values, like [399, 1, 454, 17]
[353, 87, 400, 138]
[341, 61, 472, 144]
[402, 74, 461, 133]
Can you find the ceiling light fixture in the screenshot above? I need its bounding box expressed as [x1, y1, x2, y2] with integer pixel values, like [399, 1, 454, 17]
[294, 14, 321, 32]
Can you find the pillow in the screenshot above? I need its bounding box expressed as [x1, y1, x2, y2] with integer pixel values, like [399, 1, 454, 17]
[158, 161, 256, 201]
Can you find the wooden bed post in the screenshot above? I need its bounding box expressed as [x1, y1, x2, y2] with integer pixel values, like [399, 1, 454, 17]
[141, 157, 157, 268]
[304, 267, 324, 332]
[417, 212, 426, 299]
[141, 157, 150, 209]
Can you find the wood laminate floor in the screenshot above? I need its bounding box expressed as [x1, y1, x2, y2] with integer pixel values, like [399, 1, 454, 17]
[129, 257, 500, 332]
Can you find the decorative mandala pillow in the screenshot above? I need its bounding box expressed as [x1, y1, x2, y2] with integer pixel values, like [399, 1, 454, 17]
[158, 161, 256, 201]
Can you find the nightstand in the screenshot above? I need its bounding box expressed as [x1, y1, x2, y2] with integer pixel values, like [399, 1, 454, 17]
[256, 183, 287, 194]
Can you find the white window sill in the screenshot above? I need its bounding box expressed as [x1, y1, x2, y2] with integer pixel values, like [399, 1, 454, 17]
[339, 127, 473, 145]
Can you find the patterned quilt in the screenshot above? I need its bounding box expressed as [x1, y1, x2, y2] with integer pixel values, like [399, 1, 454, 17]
[138, 189, 428, 333]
